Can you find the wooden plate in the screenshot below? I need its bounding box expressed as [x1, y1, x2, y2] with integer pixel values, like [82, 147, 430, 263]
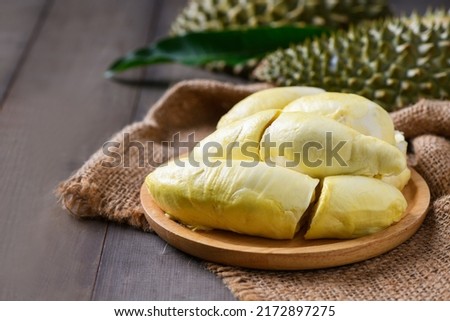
[141, 169, 430, 270]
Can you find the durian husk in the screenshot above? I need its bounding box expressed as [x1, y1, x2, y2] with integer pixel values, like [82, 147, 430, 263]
[253, 10, 450, 110]
[171, 0, 392, 35]
[169, 0, 392, 76]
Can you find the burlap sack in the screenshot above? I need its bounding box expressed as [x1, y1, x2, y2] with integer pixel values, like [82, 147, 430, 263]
[58, 80, 450, 300]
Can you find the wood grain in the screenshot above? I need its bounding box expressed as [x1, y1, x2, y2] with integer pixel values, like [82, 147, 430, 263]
[0, 0, 153, 299]
[141, 169, 430, 270]
[0, 0, 48, 108]
[92, 225, 236, 300]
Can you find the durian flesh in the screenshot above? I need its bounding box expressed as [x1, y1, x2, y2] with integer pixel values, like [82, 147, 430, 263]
[283, 92, 396, 144]
[217, 86, 324, 128]
[146, 89, 409, 240]
[380, 131, 411, 190]
[305, 176, 407, 239]
[193, 109, 280, 162]
[260, 112, 406, 178]
[146, 160, 319, 239]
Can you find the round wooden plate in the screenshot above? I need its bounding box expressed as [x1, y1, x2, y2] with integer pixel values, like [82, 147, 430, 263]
[141, 169, 430, 270]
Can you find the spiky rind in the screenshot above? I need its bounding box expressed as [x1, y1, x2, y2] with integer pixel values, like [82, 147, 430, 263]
[253, 11, 450, 110]
[171, 0, 392, 35]
[170, 0, 391, 77]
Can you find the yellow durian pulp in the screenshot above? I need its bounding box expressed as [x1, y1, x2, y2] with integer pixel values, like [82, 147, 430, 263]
[305, 176, 407, 239]
[260, 112, 406, 178]
[381, 167, 412, 191]
[217, 86, 324, 128]
[191, 109, 279, 163]
[146, 160, 319, 240]
[379, 130, 411, 190]
[283, 92, 396, 144]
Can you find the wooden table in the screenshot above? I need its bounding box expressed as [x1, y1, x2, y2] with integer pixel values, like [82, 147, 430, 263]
[0, 0, 447, 300]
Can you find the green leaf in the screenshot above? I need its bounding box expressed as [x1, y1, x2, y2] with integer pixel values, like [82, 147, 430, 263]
[105, 26, 329, 77]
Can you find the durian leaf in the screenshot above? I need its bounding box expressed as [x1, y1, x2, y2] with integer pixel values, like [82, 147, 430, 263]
[105, 26, 328, 77]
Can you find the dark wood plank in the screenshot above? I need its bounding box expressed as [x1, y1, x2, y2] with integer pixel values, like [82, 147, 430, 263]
[93, 226, 236, 300]
[92, 0, 236, 300]
[0, 0, 155, 300]
[390, 0, 448, 15]
[0, 0, 48, 108]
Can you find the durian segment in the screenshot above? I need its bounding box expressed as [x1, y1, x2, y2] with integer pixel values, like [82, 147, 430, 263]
[192, 109, 279, 163]
[146, 160, 319, 240]
[283, 92, 395, 144]
[379, 130, 411, 190]
[394, 130, 408, 155]
[170, 0, 392, 35]
[380, 167, 411, 191]
[253, 10, 450, 109]
[217, 86, 324, 128]
[305, 175, 407, 239]
[260, 112, 406, 178]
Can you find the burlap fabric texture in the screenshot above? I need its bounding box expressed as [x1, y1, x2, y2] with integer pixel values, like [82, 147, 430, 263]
[58, 79, 450, 300]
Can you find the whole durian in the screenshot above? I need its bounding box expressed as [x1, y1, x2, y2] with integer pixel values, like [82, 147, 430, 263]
[170, 0, 392, 76]
[253, 10, 450, 110]
[170, 0, 392, 35]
